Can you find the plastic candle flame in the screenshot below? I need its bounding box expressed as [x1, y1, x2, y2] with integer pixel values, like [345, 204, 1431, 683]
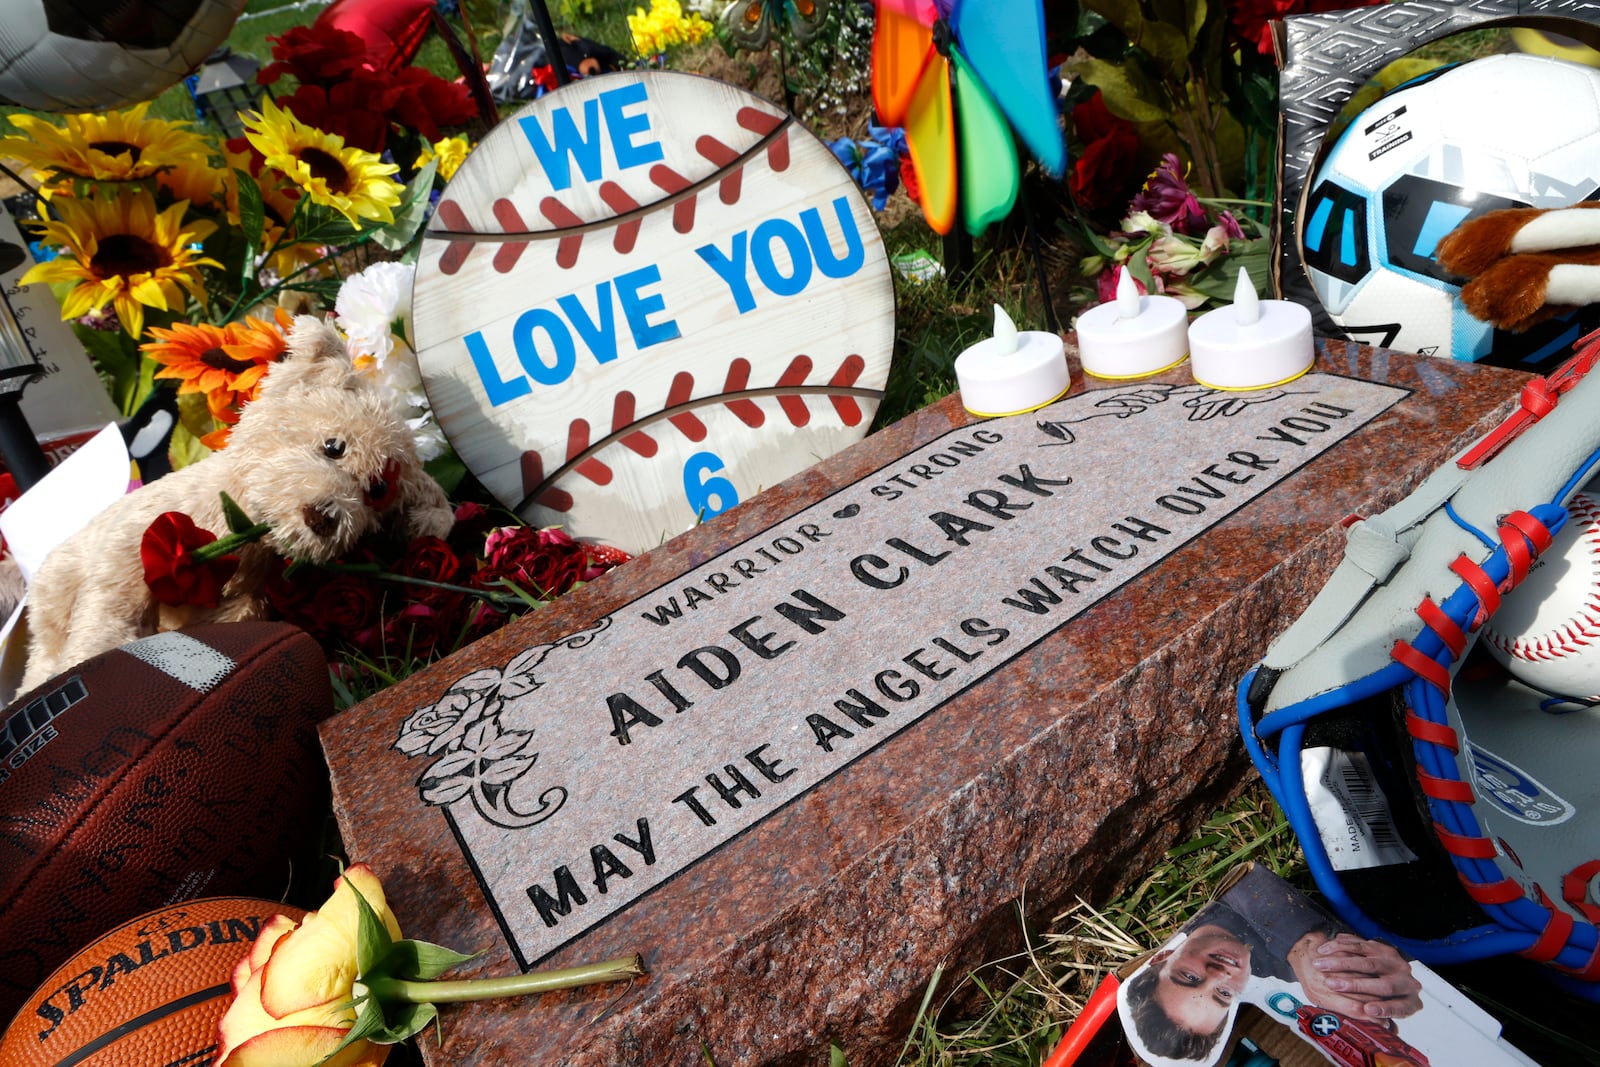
[1115, 268, 1140, 321]
[992, 303, 1018, 355]
[1233, 266, 1261, 327]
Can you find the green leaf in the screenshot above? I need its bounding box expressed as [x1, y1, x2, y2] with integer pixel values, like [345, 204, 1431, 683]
[349, 883, 396, 977]
[379, 937, 479, 982]
[371, 159, 437, 253]
[73, 325, 145, 414]
[1067, 56, 1171, 124]
[234, 168, 266, 253]
[829, 1043, 849, 1067]
[1082, 0, 1190, 73]
[315, 996, 385, 1066]
[166, 421, 212, 472]
[423, 449, 466, 495]
[369, 1000, 439, 1045]
[218, 491, 256, 534]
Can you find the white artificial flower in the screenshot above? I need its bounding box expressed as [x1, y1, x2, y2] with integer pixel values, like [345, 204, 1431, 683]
[336, 262, 445, 460]
[336, 260, 415, 368]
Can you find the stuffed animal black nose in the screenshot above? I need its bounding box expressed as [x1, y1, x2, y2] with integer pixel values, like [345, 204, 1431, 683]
[302, 504, 339, 537]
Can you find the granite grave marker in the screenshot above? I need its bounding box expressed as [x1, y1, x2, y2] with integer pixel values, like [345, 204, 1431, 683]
[322, 344, 1528, 1066]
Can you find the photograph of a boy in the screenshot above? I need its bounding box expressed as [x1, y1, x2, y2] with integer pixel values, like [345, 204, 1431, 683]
[1116, 895, 1423, 1067]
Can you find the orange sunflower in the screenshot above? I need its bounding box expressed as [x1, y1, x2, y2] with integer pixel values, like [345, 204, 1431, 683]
[22, 188, 219, 340]
[145, 308, 295, 450]
[144, 307, 293, 411]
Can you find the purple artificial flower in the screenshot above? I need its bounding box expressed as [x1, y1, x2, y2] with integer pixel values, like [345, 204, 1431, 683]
[1130, 154, 1209, 237]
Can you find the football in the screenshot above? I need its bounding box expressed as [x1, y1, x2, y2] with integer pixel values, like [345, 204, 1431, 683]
[0, 621, 331, 1024]
[1301, 53, 1600, 372]
[0, 0, 246, 112]
[0, 896, 306, 1066]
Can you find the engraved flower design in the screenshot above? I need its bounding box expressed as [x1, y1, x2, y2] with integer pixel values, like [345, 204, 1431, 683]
[393, 619, 611, 829]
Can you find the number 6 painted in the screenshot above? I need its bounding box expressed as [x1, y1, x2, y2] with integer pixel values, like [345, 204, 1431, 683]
[683, 450, 739, 520]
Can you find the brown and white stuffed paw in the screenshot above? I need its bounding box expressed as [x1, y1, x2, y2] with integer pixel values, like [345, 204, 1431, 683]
[1434, 200, 1600, 332]
[20, 315, 455, 691]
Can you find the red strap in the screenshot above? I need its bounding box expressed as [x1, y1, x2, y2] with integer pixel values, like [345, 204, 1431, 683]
[1500, 520, 1536, 585]
[1417, 770, 1476, 803]
[1392, 640, 1451, 694]
[1406, 711, 1459, 753]
[1450, 555, 1501, 621]
[1456, 335, 1600, 468]
[1433, 823, 1498, 859]
[1521, 906, 1575, 964]
[1562, 860, 1600, 924]
[1415, 597, 1466, 658]
[1502, 509, 1555, 560]
[1459, 873, 1525, 905]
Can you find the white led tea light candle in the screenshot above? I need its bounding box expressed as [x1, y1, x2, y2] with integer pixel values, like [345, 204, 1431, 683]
[1073, 268, 1189, 380]
[1188, 267, 1314, 390]
[954, 304, 1071, 418]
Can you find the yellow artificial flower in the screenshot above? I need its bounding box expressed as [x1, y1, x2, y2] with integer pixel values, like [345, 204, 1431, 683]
[417, 134, 471, 182]
[156, 156, 228, 210]
[0, 103, 212, 191]
[22, 188, 219, 340]
[215, 864, 400, 1067]
[628, 0, 712, 54]
[242, 99, 403, 226]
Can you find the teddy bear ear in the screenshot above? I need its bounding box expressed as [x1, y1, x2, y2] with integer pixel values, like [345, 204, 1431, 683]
[258, 315, 357, 395]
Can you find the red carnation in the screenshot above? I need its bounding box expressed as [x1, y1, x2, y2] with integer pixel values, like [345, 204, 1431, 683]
[261, 24, 373, 86]
[141, 512, 240, 608]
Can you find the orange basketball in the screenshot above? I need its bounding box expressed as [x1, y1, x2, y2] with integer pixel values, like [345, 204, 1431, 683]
[0, 897, 305, 1066]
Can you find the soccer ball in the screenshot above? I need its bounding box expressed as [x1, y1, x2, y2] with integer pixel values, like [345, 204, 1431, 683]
[1301, 53, 1600, 371]
[0, 0, 246, 112]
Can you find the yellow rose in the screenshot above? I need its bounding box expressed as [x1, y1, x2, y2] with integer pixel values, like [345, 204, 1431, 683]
[215, 864, 401, 1067]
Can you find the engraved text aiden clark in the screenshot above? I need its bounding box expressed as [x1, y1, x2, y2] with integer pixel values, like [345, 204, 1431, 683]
[391, 376, 1406, 968]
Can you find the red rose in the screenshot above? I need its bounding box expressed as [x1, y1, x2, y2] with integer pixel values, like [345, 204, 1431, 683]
[479, 527, 585, 599]
[449, 501, 495, 554]
[398, 536, 462, 584]
[1071, 92, 1142, 215]
[313, 573, 383, 631]
[141, 512, 239, 608]
[384, 602, 448, 658]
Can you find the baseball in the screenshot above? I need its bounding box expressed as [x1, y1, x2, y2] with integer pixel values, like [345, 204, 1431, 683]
[1481, 490, 1600, 702]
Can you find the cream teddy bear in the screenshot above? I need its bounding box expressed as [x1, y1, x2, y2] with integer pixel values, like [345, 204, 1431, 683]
[20, 315, 455, 691]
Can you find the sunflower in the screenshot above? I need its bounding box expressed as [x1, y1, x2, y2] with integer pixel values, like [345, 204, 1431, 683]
[242, 99, 403, 226]
[156, 157, 228, 211]
[0, 103, 212, 191]
[22, 189, 220, 340]
[144, 309, 294, 446]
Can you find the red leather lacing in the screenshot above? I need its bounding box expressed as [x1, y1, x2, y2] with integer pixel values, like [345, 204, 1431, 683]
[1458, 329, 1600, 469]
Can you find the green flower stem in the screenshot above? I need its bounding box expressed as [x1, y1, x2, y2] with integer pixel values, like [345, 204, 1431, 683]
[193, 523, 273, 560]
[318, 561, 522, 611]
[368, 954, 645, 1005]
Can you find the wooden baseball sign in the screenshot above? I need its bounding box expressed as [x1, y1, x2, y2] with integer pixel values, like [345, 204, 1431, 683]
[413, 72, 896, 553]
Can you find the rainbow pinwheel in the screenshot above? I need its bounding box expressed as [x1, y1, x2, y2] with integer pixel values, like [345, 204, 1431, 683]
[872, 0, 1065, 236]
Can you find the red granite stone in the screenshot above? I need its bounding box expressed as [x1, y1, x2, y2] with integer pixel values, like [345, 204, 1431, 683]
[319, 341, 1526, 1066]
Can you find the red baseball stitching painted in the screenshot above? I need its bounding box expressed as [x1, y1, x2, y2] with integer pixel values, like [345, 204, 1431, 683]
[518, 352, 872, 510]
[432, 110, 791, 276]
[1482, 493, 1600, 689]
